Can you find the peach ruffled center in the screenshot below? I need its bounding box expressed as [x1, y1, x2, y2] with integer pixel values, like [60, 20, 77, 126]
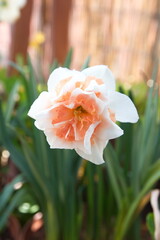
[51, 93, 100, 142]
[49, 75, 116, 142]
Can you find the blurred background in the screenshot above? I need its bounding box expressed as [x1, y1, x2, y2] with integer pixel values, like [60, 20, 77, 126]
[0, 1, 160, 240]
[0, 0, 160, 82]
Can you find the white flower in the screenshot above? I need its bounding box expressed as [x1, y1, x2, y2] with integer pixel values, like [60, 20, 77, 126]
[0, 0, 26, 23]
[28, 65, 139, 164]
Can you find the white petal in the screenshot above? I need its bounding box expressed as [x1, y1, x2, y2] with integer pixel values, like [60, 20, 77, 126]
[85, 80, 98, 91]
[11, 0, 26, 8]
[47, 67, 80, 94]
[95, 117, 124, 140]
[82, 65, 115, 90]
[34, 114, 52, 130]
[28, 91, 51, 119]
[0, 8, 20, 23]
[76, 138, 107, 165]
[44, 128, 74, 149]
[84, 121, 100, 154]
[108, 91, 139, 123]
[72, 123, 82, 141]
[16, 0, 26, 7]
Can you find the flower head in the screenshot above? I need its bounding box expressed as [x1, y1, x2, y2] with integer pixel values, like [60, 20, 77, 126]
[0, 0, 26, 23]
[29, 32, 45, 49]
[28, 65, 139, 164]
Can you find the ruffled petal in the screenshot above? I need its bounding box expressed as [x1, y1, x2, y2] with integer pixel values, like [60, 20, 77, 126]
[108, 91, 139, 123]
[34, 101, 72, 131]
[48, 67, 80, 94]
[82, 65, 115, 90]
[70, 88, 105, 114]
[84, 121, 100, 154]
[95, 117, 124, 140]
[75, 138, 107, 164]
[58, 71, 86, 97]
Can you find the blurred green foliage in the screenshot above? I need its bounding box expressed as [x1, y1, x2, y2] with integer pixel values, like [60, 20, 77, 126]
[0, 52, 159, 240]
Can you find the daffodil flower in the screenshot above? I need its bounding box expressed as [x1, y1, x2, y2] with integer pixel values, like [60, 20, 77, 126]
[0, 0, 26, 23]
[29, 32, 45, 49]
[28, 65, 139, 164]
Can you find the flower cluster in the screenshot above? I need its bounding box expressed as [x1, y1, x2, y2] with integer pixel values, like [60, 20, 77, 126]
[28, 65, 139, 164]
[0, 0, 26, 23]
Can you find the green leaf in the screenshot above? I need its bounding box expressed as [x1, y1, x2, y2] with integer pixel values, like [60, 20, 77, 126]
[114, 159, 160, 240]
[104, 144, 127, 209]
[50, 60, 59, 73]
[5, 82, 20, 122]
[0, 188, 26, 231]
[63, 48, 73, 68]
[81, 56, 91, 70]
[0, 102, 43, 198]
[146, 213, 155, 239]
[7, 61, 27, 80]
[27, 55, 38, 103]
[0, 175, 24, 211]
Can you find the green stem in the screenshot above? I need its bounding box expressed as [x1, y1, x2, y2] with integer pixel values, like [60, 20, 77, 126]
[45, 200, 58, 240]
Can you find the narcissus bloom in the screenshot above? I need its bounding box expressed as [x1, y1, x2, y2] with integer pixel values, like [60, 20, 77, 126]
[29, 32, 45, 49]
[28, 65, 139, 164]
[0, 0, 26, 23]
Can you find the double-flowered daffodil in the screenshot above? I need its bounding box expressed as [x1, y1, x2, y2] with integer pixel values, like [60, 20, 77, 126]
[28, 65, 139, 164]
